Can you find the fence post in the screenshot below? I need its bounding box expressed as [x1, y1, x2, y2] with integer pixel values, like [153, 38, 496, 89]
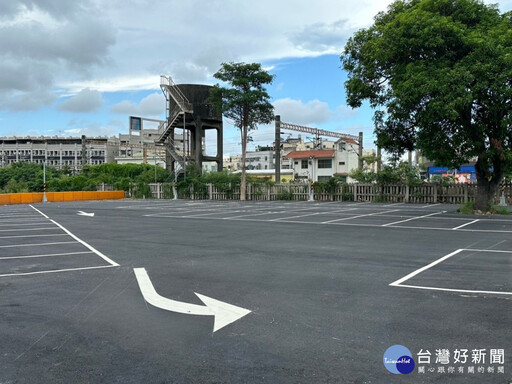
[433, 184, 438, 203]
[463, 183, 468, 203]
[208, 183, 213, 200]
[354, 184, 358, 202]
[405, 185, 410, 203]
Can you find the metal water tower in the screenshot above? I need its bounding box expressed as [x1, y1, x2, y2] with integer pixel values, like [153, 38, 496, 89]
[156, 76, 223, 175]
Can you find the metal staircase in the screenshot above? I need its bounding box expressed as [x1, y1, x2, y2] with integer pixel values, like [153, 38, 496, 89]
[158, 75, 194, 176]
[157, 76, 193, 143]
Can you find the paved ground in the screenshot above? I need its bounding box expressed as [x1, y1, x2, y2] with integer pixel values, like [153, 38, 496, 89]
[0, 199, 510, 383]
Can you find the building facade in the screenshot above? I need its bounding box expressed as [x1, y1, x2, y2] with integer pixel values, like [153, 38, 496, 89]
[0, 136, 117, 171]
[286, 139, 360, 182]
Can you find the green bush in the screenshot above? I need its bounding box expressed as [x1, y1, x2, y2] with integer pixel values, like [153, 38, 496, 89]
[276, 189, 293, 200]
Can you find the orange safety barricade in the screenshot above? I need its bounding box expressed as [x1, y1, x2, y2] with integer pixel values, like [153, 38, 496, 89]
[0, 191, 124, 205]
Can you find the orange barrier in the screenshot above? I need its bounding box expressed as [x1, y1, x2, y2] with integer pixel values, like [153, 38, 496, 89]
[0, 191, 125, 205]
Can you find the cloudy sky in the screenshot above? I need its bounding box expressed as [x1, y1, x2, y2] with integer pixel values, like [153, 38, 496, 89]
[2, 0, 512, 155]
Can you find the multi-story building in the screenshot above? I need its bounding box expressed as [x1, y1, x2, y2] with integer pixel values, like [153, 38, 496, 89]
[286, 138, 360, 182]
[224, 137, 305, 172]
[245, 147, 275, 170]
[0, 136, 117, 171]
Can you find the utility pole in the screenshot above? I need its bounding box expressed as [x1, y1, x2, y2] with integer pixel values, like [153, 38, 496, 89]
[275, 115, 281, 184]
[358, 132, 363, 170]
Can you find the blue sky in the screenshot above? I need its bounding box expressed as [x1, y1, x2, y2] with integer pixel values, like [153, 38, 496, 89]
[1, 0, 511, 157]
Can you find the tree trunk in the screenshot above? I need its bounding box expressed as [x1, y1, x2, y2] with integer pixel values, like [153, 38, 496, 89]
[240, 126, 247, 201]
[474, 159, 501, 212]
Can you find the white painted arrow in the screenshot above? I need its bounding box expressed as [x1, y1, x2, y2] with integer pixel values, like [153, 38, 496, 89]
[77, 211, 95, 217]
[133, 268, 251, 332]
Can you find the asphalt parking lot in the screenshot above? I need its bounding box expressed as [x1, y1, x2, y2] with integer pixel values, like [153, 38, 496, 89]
[0, 199, 510, 383]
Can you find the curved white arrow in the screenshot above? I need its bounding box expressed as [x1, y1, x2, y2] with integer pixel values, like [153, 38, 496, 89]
[77, 211, 95, 217]
[133, 268, 251, 332]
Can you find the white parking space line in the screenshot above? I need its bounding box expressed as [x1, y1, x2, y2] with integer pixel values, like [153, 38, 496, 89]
[48, 219, 119, 266]
[186, 209, 249, 218]
[0, 241, 78, 248]
[225, 211, 280, 219]
[0, 222, 51, 227]
[0, 227, 58, 233]
[452, 219, 480, 230]
[0, 251, 94, 260]
[0, 265, 118, 278]
[30, 205, 120, 267]
[391, 283, 512, 296]
[272, 208, 359, 222]
[463, 248, 512, 253]
[390, 249, 463, 286]
[389, 248, 512, 296]
[321, 209, 400, 224]
[420, 203, 441, 208]
[0, 218, 52, 223]
[144, 207, 239, 216]
[0, 214, 41, 218]
[270, 212, 323, 221]
[381, 211, 446, 227]
[0, 233, 67, 239]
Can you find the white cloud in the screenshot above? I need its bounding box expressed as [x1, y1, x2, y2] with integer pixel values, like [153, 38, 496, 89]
[61, 75, 160, 93]
[63, 119, 121, 137]
[335, 105, 359, 119]
[111, 92, 165, 117]
[4, 89, 57, 111]
[291, 20, 353, 54]
[0, 0, 115, 111]
[273, 98, 332, 125]
[2, 0, 512, 120]
[57, 88, 103, 113]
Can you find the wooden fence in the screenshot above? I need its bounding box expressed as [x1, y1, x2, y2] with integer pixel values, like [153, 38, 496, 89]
[145, 182, 511, 205]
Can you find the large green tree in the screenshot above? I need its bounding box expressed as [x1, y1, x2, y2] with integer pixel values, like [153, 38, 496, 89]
[341, 0, 512, 210]
[209, 62, 275, 200]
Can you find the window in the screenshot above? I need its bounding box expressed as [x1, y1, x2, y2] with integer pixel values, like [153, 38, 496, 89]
[318, 159, 332, 168]
[301, 160, 308, 169]
[318, 176, 331, 182]
[339, 161, 345, 165]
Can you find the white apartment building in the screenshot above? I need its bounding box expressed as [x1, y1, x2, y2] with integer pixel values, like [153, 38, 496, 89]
[286, 139, 360, 182]
[245, 149, 275, 170]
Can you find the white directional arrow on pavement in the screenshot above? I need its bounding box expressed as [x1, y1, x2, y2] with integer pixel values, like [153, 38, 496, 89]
[77, 211, 95, 217]
[133, 268, 251, 332]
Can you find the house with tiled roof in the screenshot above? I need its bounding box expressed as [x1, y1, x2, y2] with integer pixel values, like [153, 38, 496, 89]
[286, 139, 360, 182]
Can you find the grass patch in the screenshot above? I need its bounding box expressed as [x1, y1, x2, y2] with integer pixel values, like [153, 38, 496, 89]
[457, 201, 510, 215]
[457, 201, 475, 214]
[490, 205, 510, 215]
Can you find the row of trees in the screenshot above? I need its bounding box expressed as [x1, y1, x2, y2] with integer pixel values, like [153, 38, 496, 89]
[0, 162, 172, 197]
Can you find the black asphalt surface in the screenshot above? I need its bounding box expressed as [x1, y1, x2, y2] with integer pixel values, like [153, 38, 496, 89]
[0, 200, 511, 383]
